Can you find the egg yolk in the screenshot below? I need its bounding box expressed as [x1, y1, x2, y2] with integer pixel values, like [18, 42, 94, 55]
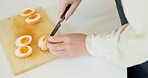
[20, 46, 29, 54]
[21, 37, 29, 44]
[22, 9, 33, 14]
[28, 14, 38, 19]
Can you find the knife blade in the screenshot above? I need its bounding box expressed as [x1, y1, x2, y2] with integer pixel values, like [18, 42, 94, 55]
[50, 4, 71, 36]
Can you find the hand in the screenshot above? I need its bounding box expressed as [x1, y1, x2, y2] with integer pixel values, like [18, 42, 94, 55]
[60, 0, 81, 20]
[47, 34, 89, 58]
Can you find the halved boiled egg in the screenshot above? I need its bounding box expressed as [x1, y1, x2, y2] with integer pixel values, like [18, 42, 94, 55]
[15, 46, 32, 58]
[25, 13, 41, 24]
[15, 35, 32, 46]
[20, 8, 35, 17]
[38, 35, 49, 51]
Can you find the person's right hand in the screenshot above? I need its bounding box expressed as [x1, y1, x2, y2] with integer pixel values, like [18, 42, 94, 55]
[60, 0, 81, 20]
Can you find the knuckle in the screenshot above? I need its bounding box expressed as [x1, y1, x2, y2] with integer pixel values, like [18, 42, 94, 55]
[50, 45, 56, 50]
[65, 36, 71, 42]
[50, 50, 56, 55]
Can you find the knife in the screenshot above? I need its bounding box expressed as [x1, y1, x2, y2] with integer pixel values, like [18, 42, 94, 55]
[50, 4, 71, 36]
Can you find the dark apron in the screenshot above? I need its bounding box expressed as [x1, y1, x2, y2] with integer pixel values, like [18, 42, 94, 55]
[115, 0, 148, 78]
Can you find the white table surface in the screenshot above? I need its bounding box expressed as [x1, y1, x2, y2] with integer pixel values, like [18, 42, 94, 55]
[0, 0, 127, 78]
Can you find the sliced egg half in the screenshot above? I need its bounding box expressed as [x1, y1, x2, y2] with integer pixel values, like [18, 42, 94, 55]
[15, 46, 32, 58]
[20, 8, 35, 17]
[38, 35, 48, 51]
[25, 13, 41, 24]
[15, 35, 32, 46]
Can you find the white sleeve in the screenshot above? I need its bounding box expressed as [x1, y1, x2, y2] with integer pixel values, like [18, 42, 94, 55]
[85, 0, 148, 67]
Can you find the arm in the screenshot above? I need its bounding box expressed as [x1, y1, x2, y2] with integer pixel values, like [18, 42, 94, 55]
[48, 0, 148, 67]
[86, 0, 148, 67]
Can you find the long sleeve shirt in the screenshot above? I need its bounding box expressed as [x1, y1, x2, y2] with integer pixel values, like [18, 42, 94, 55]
[86, 0, 148, 67]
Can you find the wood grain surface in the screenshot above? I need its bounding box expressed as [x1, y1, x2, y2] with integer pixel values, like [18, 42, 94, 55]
[0, 7, 57, 76]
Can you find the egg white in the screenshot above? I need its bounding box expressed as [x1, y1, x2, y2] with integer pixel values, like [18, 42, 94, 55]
[38, 35, 46, 48]
[15, 35, 32, 47]
[25, 13, 41, 24]
[38, 35, 48, 51]
[15, 46, 32, 58]
[20, 8, 35, 17]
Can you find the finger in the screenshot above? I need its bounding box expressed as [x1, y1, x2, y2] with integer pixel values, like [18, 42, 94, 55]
[47, 42, 66, 51]
[65, 2, 80, 20]
[48, 35, 65, 42]
[61, 54, 71, 58]
[59, 0, 68, 16]
[60, 54, 75, 58]
[50, 49, 68, 57]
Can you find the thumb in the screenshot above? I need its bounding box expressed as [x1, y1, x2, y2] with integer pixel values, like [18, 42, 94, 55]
[48, 35, 65, 42]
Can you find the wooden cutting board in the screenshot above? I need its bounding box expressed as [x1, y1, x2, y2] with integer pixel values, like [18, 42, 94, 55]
[0, 7, 57, 76]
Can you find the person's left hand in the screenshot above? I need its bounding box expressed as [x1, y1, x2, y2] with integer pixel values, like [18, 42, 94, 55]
[47, 33, 89, 58]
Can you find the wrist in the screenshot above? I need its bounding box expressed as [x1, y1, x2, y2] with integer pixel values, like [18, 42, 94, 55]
[85, 34, 96, 56]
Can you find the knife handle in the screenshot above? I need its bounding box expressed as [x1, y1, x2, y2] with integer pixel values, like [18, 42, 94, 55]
[60, 4, 71, 20]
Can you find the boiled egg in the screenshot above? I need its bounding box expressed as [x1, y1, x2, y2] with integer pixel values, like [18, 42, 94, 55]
[15, 35, 32, 46]
[25, 13, 41, 24]
[38, 35, 48, 51]
[20, 8, 35, 17]
[15, 46, 32, 58]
